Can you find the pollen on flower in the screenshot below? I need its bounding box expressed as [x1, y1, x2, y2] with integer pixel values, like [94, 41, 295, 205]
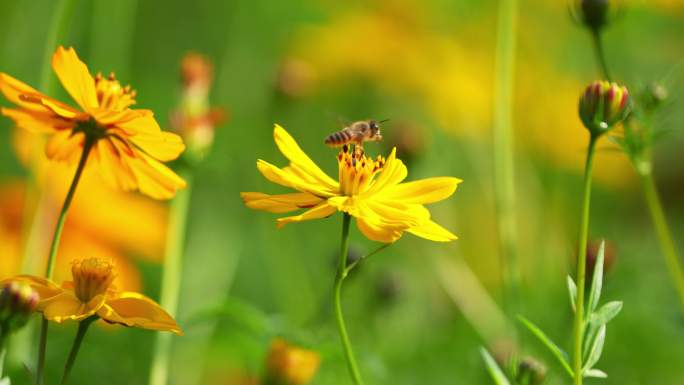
[72, 258, 116, 302]
[95, 72, 137, 111]
[337, 146, 385, 196]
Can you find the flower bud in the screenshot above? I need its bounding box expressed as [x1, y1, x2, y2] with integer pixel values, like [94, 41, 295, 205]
[265, 338, 320, 385]
[515, 357, 547, 385]
[585, 240, 617, 281]
[0, 281, 39, 334]
[639, 82, 668, 112]
[577, 0, 610, 31]
[579, 80, 630, 136]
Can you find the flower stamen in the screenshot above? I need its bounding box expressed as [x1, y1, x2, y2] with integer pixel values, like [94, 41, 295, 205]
[338, 145, 384, 196]
[72, 258, 116, 303]
[95, 72, 137, 111]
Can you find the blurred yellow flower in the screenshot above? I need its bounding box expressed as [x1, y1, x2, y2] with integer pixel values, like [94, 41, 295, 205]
[242, 125, 460, 243]
[3, 258, 182, 334]
[265, 338, 320, 385]
[0, 46, 186, 199]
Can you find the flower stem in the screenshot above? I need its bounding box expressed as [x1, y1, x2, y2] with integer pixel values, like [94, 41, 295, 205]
[148, 171, 193, 385]
[334, 213, 364, 385]
[344, 243, 391, 275]
[36, 137, 94, 385]
[572, 135, 598, 385]
[59, 317, 96, 385]
[493, 0, 521, 316]
[640, 172, 684, 308]
[0, 330, 7, 377]
[591, 29, 612, 82]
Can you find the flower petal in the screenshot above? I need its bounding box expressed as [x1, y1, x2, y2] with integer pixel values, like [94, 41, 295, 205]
[256, 160, 336, 198]
[1, 108, 75, 133]
[241, 192, 324, 213]
[95, 138, 139, 192]
[128, 130, 185, 162]
[45, 131, 86, 163]
[125, 148, 187, 200]
[51, 46, 98, 111]
[355, 216, 404, 243]
[273, 124, 338, 190]
[42, 291, 104, 323]
[276, 202, 337, 228]
[363, 148, 407, 196]
[0, 275, 63, 302]
[380, 177, 462, 204]
[99, 291, 182, 335]
[407, 219, 458, 242]
[0, 73, 84, 119]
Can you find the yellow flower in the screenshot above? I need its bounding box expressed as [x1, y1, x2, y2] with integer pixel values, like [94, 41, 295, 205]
[2, 258, 182, 335]
[266, 338, 320, 385]
[0, 46, 186, 199]
[241, 125, 461, 243]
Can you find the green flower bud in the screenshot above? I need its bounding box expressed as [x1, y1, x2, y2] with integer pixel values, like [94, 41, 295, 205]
[578, 0, 610, 31]
[579, 80, 630, 136]
[639, 82, 668, 112]
[516, 357, 547, 385]
[0, 281, 39, 335]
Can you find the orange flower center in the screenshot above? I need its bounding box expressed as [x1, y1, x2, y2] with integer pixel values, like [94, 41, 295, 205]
[95, 72, 137, 111]
[337, 146, 384, 196]
[72, 258, 116, 303]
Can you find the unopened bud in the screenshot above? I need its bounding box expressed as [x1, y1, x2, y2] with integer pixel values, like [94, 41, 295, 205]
[181, 53, 213, 91]
[577, 0, 610, 31]
[585, 240, 617, 281]
[640, 82, 668, 112]
[265, 338, 320, 385]
[516, 357, 547, 385]
[579, 80, 630, 136]
[0, 281, 39, 334]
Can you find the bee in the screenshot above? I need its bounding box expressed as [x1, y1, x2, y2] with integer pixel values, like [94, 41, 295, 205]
[324, 120, 386, 149]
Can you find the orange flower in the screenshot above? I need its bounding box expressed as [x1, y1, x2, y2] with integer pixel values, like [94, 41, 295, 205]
[265, 338, 320, 385]
[3, 258, 182, 334]
[0, 46, 186, 199]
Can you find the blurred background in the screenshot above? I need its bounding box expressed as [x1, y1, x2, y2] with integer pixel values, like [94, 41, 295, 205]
[0, 0, 683, 384]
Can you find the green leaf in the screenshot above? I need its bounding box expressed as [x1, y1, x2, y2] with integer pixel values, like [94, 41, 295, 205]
[587, 241, 605, 313]
[480, 347, 512, 385]
[567, 275, 577, 312]
[584, 369, 608, 378]
[517, 315, 574, 378]
[589, 301, 623, 326]
[583, 324, 606, 372]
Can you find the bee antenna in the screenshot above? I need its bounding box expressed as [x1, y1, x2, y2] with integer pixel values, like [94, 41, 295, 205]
[378, 119, 390, 124]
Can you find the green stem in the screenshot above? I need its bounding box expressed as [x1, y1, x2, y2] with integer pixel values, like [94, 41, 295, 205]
[591, 29, 612, 82]
[0, 330, 7, 377]
[572, 135, 598, 385]
[148, 171, 193, 385]
[39, 0, 79, 90]
[493, 0, 521, 316]
[334, 214, 364, 385]
[36, 137, 94, 385]
[59, 317, 96, 385]
[345, 243, 391, 275]
[640, 172, 684, 308]
[35, 318, 48, 385]
[45, 137, 95, 279]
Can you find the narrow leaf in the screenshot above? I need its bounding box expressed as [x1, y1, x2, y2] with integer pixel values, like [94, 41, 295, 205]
[583, 324, 607, 371]
[584, 368, 608, 378]
[480, 347, 512, 385]
[517, 315, 574, 378]
[567, 275, 577, 312]
[590, 301, 623, 326]
[587, 241, 606, 313]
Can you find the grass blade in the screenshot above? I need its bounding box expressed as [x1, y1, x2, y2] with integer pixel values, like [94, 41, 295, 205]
[517, 315, 574, 378]
[480, 347, 512, 385]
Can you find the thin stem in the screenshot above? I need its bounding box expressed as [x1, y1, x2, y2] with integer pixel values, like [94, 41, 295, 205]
[345, 243, 391, 275]
[0, 330, 7, 377]
[35, 318, 48, 385]
[59, 317, 96, 385]
[572, 135, 598, 385]
[148, 171, 193, 385]
[45, 137, 95, 279]
[591, 29, 612, 82]
[640, 172, 684, 308]
[334, 214, 364, 385]
[493, 0, 521, 316]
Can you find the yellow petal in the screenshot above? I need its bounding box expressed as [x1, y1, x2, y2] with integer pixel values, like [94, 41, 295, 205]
[51, 46, 99, 111]
[241, 192, 324, 213]
[45, 131, 86, 163]
[1, 108, 74, 133]
[100, 291, 182, 335]
[380, 177, 462, 204]
[42, 291, 104, 323]
[129, 130, 186, 162]
[0, 73, 82, 118]
[91, 108, 148, 127]
[273, 124, 338, 190]
[363, 148, 407, 196]
[0, 275, 63, 302]
[355, 216, 404, 243]
[126, 148, 187, 199]
[256, 160, 336, 198]
[364, 199, 429, 226]
[407, 219, 458, 242]
[276, 202, 338, 228]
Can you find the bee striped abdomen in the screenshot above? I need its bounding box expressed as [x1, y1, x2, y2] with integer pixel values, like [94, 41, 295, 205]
[325, 129, 352, 147]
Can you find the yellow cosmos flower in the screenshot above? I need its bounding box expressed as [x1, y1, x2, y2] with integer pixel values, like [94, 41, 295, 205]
[0, 46, 186, 199]
[2, 258, 182, 335]
[241, 125, 461, 243]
